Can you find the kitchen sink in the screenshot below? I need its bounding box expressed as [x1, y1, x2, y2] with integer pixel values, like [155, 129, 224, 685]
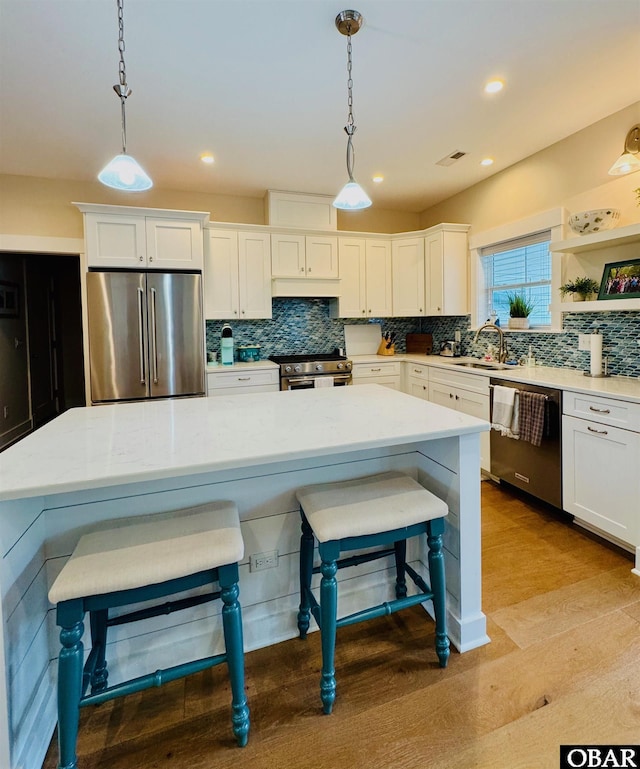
[449, 359, 512, 371]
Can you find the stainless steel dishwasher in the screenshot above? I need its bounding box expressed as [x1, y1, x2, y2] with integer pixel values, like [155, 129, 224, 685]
[489, 378, 562, 509]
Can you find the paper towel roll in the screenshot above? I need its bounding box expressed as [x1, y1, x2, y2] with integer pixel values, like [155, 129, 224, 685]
[590, 333, 602, 377]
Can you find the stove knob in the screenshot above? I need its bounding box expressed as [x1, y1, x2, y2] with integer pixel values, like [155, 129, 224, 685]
[346, 361, 352, 369]
[284, 365, 293, 373]
[294, 364, 302, 373]
[337, 362, 344, 370]
[315, 364, 323, 371]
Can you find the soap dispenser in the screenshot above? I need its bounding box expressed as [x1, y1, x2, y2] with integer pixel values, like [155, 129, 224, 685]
[220, 324, 234, 365]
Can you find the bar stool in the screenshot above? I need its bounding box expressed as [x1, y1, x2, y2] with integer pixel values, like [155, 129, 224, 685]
[48, 501, 250, 769]
[296, 470, 449, 714]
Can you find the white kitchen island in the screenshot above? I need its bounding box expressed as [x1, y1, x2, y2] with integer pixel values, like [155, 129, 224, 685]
[0, 385, 488, 769]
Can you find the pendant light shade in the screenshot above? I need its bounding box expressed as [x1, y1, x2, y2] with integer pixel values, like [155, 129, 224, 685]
[99, 0, 152, 191]
[98, 154, 153, 191]
[333, 10, 371, 211]
[608, 124, 640, 176]
[333, 180, 372, 210]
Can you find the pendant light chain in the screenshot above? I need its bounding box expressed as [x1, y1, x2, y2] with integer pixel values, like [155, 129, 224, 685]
[344, 24, 356, 180]
[115, 0, 131, 154]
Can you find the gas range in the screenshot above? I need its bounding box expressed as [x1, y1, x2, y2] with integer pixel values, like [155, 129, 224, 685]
[268, 354, 353, 390]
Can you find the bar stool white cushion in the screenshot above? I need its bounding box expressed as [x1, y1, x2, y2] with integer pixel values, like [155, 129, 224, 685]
[296, 471, 448, 543]
[49, 501, 243, 604]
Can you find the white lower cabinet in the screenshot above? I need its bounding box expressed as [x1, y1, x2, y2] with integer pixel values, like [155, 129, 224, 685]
[405, 363, 429, 400]
[207, 367, 279, 397]
[563, 391, 640, 546]
[427, 368, 490, 472]
[352, 361, 401, 390]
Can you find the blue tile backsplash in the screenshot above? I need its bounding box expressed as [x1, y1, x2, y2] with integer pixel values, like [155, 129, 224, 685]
[206, 301, 640, 378]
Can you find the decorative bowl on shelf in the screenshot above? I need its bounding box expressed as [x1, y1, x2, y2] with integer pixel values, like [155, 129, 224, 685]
[568, 209, 620, 235]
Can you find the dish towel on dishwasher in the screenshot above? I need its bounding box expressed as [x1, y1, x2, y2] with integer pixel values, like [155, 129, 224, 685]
[519, 391, 546, 446]
[491, 385, 520, 439]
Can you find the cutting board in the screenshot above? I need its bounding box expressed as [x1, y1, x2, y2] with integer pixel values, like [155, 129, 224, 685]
[406, 333, 433, 354]
[344, 324, 382, 355]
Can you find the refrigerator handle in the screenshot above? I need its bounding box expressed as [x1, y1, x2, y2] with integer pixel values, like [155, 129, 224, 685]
[137, 287, 146, 385]
[150, 287, 159, 384]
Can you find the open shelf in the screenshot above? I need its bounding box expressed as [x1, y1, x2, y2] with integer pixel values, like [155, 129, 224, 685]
[552, 298, 640, 313]
[551, 222, 640, 254]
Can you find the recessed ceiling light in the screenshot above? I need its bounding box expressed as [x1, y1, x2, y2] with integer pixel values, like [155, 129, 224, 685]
[372, 175, 384, 183]
[484, 80, 504, 94]
[200, 153, 215, 164]
[480, 157, 494, 166]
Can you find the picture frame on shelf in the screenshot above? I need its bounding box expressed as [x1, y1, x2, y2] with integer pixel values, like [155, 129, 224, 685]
[598, 258, 640, 301]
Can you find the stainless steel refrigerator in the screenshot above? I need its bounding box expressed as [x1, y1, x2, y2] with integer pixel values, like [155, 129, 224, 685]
[87, 271, 205, 403]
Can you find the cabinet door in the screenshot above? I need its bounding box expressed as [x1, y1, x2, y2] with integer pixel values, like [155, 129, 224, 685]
[563, 415, 639, 545]
[271, 234, 306, 277]
[238, 232, 272, 319]
[85, 213, 146, 268]
[146, 218, 203, 269]
[306, 235, 338, 278]
[336, 238, 366, 317]
[428, 381, 456, 409]
[204, 230, 239, 319]
[407, 376, 429, 400]
[392, 238, 425, 316]
[425, 232, 444, 315]
[365, 240, 393, 317]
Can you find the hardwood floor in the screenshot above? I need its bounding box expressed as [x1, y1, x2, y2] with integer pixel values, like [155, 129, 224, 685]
[42, 481, 640, 769]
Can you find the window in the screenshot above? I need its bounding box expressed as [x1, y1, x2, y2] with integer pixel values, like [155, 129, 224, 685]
[480, 230, 551, 327]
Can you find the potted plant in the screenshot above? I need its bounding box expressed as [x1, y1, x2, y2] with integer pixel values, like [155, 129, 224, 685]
[506, 292, 534, 329]
[559, 276, 600, 301]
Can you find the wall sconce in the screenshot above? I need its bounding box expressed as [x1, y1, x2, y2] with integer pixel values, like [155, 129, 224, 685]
[608, 124, 640, 176]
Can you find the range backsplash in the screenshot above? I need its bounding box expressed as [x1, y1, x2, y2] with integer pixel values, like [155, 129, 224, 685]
[205, 300, 640, 378]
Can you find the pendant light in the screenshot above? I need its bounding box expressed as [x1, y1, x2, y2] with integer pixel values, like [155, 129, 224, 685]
[608, 124, 640, 176]
[333, 10, 371, 210]
[98, 0, 152, 191]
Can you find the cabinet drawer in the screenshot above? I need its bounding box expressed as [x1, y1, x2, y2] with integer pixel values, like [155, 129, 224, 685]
[353, 361, 401, 378]
[406, 363, 429, 381]
[563, 391, 640, 431]
[207, 369, 279, 390]
[428, 366, 489, 395]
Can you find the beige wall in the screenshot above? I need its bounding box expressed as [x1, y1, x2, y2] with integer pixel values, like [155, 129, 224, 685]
[0, 175, 418, 240]
[419, 102, 640, 234]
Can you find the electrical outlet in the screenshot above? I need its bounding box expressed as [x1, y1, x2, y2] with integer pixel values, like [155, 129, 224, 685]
[250, 550, 279, 572]
[578, 334, 592, 351]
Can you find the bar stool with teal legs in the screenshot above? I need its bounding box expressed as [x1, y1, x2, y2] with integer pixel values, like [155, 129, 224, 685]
[48, 501, 250, 769]
[296, 471, 449, 714]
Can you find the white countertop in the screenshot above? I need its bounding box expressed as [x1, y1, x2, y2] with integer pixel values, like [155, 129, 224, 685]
[350, 354, 640, 403]
[0, 385, 487, 502]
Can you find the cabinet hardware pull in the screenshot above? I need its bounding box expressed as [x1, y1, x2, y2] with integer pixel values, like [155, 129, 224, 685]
[455, 394, 459, 400]
[238, 377, 251, 381]
[371, 368, 381, 372]
[301, 267, 305, 272]
[139, 255, 143, 262]
[308, 268, 311, 273]
[449, 393, 454, 398]
[587, 426, 608, 435]
[414, 368, 422, 373]
[589, 406, 610, 414]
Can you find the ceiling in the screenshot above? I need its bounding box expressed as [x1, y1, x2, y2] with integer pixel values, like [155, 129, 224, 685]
[1, 0, 639, 213]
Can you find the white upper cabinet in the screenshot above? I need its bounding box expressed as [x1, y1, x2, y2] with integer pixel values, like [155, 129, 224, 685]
[389, 224, 469, 317]
[271, 233, 338, 278]
[204, 229, 272, 320]
[331, 237, 392, 318]
[75, 203, 208, 270]
[392, 237, 425, 316]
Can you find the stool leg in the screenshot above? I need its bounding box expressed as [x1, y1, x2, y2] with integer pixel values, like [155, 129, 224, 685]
[56, 601, 85, 769]
[219, 564, 250, 747]
[319, 553, 338, 714]
[89, 609, 108, 693]
[394, 539, 408, 598]
[427, 520, 450, 668]
[297, 512, 314, 639]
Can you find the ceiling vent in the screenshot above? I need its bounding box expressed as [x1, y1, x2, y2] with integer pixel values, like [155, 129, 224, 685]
[436, 150, 468, 167]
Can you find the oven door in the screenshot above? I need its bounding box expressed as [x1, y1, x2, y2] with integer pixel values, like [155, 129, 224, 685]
[282, 373, 352, 391]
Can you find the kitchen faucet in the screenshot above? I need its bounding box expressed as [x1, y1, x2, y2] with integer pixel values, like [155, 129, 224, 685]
[474, 323, 508, 363]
